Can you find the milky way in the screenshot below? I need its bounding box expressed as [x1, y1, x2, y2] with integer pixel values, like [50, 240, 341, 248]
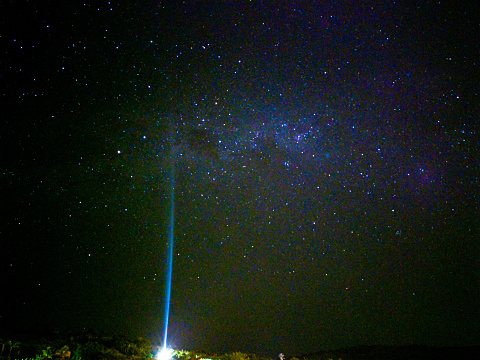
[2, 0, 479, 356]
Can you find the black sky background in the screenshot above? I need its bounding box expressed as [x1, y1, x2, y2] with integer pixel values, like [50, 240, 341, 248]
[1, 0, 479, 356]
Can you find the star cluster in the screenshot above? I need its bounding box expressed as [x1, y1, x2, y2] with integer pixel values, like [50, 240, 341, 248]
[1, 0, 479, 356]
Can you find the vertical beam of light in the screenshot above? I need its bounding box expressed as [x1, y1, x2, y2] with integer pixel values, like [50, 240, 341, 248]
[163, 128, 175, 349]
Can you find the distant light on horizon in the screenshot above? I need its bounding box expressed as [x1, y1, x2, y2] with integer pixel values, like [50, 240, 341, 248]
[156, 346, 173, 360]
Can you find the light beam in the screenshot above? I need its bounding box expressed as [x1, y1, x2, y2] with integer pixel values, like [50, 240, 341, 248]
[163, 125, 175, 349]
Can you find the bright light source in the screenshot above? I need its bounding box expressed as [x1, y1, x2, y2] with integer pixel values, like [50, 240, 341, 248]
[156, 346, 173, 360]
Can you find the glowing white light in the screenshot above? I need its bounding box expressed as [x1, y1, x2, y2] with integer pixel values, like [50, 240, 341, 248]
[156, 346, 173, 360]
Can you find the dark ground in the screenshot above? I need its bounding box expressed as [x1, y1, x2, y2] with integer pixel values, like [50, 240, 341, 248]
[1, 324, 479, 360]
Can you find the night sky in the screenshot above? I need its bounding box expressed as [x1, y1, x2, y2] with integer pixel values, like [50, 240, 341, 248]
[1, 0, 479, 356]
